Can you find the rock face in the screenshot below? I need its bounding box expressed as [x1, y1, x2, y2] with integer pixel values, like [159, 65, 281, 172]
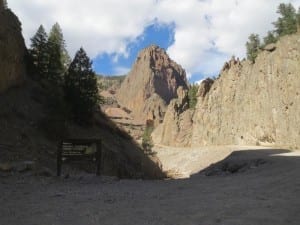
[116, 45, 188, 125]
[154, 33, 300, 148]
[0, 7, 26, 93]
[152, 86, 193, 147]
[197, 78, 214, 99]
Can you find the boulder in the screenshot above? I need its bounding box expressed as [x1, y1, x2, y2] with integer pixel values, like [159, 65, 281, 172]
[263, 43, 276, 52]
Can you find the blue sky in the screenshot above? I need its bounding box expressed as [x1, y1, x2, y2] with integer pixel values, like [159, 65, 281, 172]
[92, 21, 175, 76]
[9, 0, 300, 83]
[91, 21, 216, 83]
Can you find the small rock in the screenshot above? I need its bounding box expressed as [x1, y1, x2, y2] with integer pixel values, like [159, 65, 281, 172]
[263, 43, 276, 52]
[38, 167, 53, 177]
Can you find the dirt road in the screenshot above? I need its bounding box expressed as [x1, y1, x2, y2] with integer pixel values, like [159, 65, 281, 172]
[1, 146, 300, 225]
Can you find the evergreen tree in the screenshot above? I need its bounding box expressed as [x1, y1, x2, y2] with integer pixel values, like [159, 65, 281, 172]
[273, 3, 297, 37]
[188, 84, 198, 109]
[64, 47, 99, 123]
[297, 7, 300, 30]
[142, 121, 154, 155]
[263, 31, 277, 46]
[246, 33, 260, 63]
[29, 25, 49, 79]
[47, 23, 70, 84]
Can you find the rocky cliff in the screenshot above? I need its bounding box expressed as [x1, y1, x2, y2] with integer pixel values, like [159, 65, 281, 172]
[116, 45, 188, 125]
[152, 86, 193, 147]
[0, 8, 26, 93]
[154, 33, 300, 149]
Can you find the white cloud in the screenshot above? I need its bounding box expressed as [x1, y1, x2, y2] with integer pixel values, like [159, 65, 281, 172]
[8, 0, 300, 79]
[9, 0, 156, 58]
[113, 66, 131, 75]
[155, 0, 300, 77]
[195, 79, 204, 85]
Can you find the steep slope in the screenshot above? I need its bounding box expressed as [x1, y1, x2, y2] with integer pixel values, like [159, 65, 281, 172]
[0, 6, 164, 179]
[0, 80, 165, 178]
[154, 33, 300, 149]
[116, 45, 188, 125]
[0, 7, 26, 93]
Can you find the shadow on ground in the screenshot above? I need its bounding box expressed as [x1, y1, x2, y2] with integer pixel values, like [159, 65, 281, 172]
[1, 148, 300, 225]
[191, 148, 298, 178]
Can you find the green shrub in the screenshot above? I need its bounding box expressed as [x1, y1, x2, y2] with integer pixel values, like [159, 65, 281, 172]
[142, 122, 154, 155]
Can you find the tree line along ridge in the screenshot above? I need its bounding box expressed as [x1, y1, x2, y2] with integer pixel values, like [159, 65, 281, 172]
[246, 3, 300, 63]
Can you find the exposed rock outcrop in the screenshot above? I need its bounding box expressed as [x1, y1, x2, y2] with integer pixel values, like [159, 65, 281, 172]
[263, 43, 276, 52]
[152, 86, 193, 147]
[154, 33, 300, 149]
[197, 78, 214, 99]
[0, 7, 26, 93]
[192, 34, 300, 148]
[116, 45, 188, 125]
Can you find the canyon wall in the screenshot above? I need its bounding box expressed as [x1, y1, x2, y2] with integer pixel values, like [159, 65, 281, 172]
[154, 33, 300, 148]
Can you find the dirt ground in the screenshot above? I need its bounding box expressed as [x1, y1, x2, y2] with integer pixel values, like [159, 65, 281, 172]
[1, 146, 300, 225]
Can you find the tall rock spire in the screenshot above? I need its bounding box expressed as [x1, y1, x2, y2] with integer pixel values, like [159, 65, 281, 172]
[116, 45, 188, 125]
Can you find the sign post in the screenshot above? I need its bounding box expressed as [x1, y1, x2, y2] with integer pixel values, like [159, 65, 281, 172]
[57, 139, 102, 176]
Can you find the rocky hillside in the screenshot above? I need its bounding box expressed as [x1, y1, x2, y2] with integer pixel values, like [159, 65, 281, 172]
[154, 33, 300, 149]
[0, 79, 165, 179]
[0, 7, 26, 93]
[0, 6, 165, 179]
[116, 45, 188, 125]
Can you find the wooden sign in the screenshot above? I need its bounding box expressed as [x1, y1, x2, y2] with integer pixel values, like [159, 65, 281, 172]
[57, 139, 102, 176]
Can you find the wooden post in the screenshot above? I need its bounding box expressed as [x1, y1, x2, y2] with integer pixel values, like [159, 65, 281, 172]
[57, 141, 62, 176]
[96, 140, 102, 176]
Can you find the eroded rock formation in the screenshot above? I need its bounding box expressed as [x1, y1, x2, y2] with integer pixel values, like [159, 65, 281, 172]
[152, 86, 193, 147]
[154, 33, 300, 148]
[116, 45, 188, 125]
[0, 7, 26, 93]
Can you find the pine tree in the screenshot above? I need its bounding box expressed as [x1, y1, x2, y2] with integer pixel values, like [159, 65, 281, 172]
[29, 25, 49, 79]
[273, 3, 297, 37]
[297, 7, 300, 30]
[64, 48, 99, 123]
[142, 121, 154, 154]
[246, 33, 260, 63]
[47, 23, 70, 84]
[188, 84, 198, 109]
[263, 31, 277, 46]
